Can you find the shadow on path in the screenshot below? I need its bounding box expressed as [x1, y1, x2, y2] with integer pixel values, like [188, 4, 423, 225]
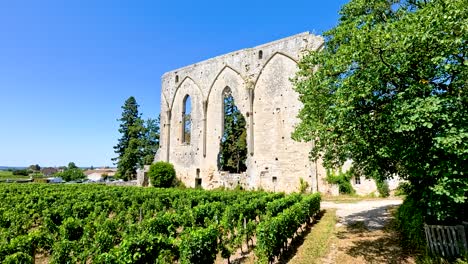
[277, 210, 326, 264]
[335, 205, 414, 264]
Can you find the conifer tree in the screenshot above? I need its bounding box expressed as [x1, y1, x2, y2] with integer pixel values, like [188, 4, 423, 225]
[113, 96, 145, 180]
[219, 90, 247, 173]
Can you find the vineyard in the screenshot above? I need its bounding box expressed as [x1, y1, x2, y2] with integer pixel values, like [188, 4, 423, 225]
[0, 184, 321, 263]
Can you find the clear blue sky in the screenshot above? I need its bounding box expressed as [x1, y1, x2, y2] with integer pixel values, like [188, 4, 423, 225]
[0, 0, 348, 168]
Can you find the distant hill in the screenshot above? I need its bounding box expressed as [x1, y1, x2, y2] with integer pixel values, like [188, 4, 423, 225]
[0, 166, 27, 171]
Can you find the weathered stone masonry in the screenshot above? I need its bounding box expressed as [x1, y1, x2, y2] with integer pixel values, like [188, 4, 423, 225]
[153, 32, 335, 193]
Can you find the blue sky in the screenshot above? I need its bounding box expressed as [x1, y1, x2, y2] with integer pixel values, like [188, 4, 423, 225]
[0, 0, 348, 167]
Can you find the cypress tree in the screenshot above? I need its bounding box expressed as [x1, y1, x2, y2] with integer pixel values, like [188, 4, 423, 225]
[113, 96, 145, 180]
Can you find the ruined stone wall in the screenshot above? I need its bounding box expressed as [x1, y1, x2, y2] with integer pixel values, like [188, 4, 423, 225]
[156, 32, 333, 193]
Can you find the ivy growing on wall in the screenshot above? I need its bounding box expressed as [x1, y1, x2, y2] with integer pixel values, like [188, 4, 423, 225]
[325, 169, 355, 195]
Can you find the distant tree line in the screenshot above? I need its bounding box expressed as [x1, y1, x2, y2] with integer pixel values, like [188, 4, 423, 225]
[8, 162, 90, 182]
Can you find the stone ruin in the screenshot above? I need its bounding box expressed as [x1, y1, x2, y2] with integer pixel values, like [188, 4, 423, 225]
[139, 32, 328, 193]
[137, 32, 389, 194]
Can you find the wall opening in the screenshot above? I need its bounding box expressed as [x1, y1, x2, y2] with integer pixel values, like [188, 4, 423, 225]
[175, 75, 179, 83]
[195, 178, 202, 188]
[355, 176, 361, 185]
[182, 95, 191, 144]
[218, 87, 247, 173]
[258, 50, 263, 59]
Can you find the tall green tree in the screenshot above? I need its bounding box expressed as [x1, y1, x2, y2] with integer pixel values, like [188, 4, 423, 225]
[142, 116, 160, 165]
[55, 168, 86, 182]
[113, 96, 145, 180]
[67, 162, 77, 170]
[219, 91, 247, 173]
[293, 0, 467, 222]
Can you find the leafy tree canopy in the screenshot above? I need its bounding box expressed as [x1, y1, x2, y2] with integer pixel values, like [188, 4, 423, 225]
[293, 0, 467, 222]
[67, 162, 77, 170]
[142, 116, 160, 166]
[55, 168, 86, 182]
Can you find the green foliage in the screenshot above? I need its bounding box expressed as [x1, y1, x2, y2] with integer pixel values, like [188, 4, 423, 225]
[113, 97, 161, 180]
[60, 217, 83, 241]
[395, 196, 426, 250]
[3, 252, 33, 264]
[0, 170, 14, 180]
[142, 117, 160, 166]
[0, 184, 316, 263]
[395, 181, 411, 196]
[179, 225, 218, 264]
[299, 178, 310, 193]
[376, 180, 390, 197]
[455, 255, 468, 264]
[113, 96, 146, 181]
[67, 162, 77, 170]
[256, 193, 321, 263]
[326, 170, 355, 195]
[148, 161, 176, 188]
[106, 232, 174, 264]
[12, 170, 29, 176]
[172, 177, 187, 189]
[218, 90, 248, 173]
[55, 168, 86, 182]
[266, 193, 302, 217]
[293, 0, 468, 223]
[182, 96, 192, 144]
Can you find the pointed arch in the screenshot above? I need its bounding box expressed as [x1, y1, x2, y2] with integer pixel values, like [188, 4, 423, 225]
[252, 50, 305, 189]
[169, 76, 203, 111]
[253, 52, 298, 88]
[161, 92, 170, 110]
[204, 65, 249, 164]
[206, 65, 245, 101]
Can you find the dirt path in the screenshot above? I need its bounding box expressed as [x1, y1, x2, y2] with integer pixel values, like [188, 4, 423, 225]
[320, 199, 415, 264]
[321, 199, 403, 230]
[216, 199, 414, 264]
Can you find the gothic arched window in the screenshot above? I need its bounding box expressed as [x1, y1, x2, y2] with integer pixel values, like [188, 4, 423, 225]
[182, 95, 191, 144]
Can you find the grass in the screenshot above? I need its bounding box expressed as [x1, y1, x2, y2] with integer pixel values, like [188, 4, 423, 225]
[0, 170, 46, 181]
[322, 194, 390, 203]
[288, 209, 337, 264]
[0, 170, 30, 180]
[387, 206, 467, 264]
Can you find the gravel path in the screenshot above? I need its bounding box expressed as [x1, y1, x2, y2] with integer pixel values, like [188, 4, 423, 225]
[321, 199, 403, 230]
[319, 199, 414, 264]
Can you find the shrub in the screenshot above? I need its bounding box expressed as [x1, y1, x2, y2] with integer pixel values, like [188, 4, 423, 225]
[395, 182, 411, 196]
[395, 196, 426, 250]
[376, 180, 390, 197]
[326, 170, 355, 195]
[179, 225, 218, 264]
[55, 169, 86, 182]
[148, 162, 176, 188]
[256, 193, 321, 263]
[3, 252, 33, 264]
[60, 217, 83, 241]
[299, 178, 310, 194]
[12, 170, 29, 176]
[173, 177, 187, 189]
